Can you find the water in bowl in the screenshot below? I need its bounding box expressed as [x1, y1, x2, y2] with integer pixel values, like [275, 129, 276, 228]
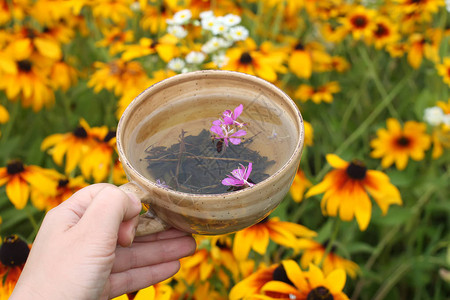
[136, 95, 298, 194]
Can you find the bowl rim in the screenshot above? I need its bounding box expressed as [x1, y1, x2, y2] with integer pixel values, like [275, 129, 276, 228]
[116, 70, 305, 200]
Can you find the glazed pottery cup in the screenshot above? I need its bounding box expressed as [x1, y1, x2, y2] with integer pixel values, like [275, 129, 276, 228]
[117, 70, 304, 236]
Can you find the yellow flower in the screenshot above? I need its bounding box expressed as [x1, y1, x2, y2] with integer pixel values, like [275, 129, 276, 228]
[0, 160, 58, 209]
[368, 15, 400, 49]
[0, 235, 30, 300]
[79, 129, 116, 183]
[297, 239, 360, 279]
[140, 2, 175, 34]
[121, 34, 179, 62]
[288, 41, 313, 79]
[49, 58, 78, 91]
[339, 5, 377, 41]
[437, 57, 450, 87]
[259, 261, 349, 300]
[0, 58, 55, 112]
[222, 39, 287, 83]
[112, 159, 128, 185]
[229, 264, 278, 300]
[96, 26, 134, 55]
[88, 59, 150, 96]
[0, 104, 9, 124]
[112, 279, 173, 300]
[232, 217, 317, 261]
[0, 0, 30, 25]
[306, 154, 402, 231]
[294, 81, 340, 104]
[41, 119, 97, 174]
[289, 169, 312, 203]
[407, 29, 442, 69]
[370, 118, 431, 170]
[31, 175, 87, 211]
[304, 120, 314, 146]
[431, 124, 450, 159]
[92, 0, 133, 24]
[29, 0, 73, 27]
[391, 0, 445, 24]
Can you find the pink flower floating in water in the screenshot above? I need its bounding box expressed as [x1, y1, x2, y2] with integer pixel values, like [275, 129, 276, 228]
[222, 163, 255, 188]
[210, 104, 247, 151]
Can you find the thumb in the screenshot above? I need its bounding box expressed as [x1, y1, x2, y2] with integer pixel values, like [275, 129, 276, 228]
[74, 184, 142, 243]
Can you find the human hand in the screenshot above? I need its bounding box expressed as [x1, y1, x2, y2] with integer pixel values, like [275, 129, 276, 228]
[10, 183, 196, 300]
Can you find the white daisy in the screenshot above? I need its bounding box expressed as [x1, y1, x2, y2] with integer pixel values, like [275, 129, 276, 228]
[424, 106, 445, 126]
[185, 51, 206, 64]
[167, 25, 187, 38]
[212, 53, 229, 68]
[167, 58, 186, 71]
[172, 9, 192, 25]
[199, 10, 214, 20]
[222, 14, 241, 26]
[228, 26, 249, 41]
[201, 16, 217, 31]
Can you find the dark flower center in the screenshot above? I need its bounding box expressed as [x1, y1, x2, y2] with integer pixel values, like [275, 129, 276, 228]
[375, 24, 389, 38]
[150, 40, 158, 48]
[216, 240, 229, 249]
[104, 130, 116, 142]
[239, 52, 253, 64]
[351, 16, 368, 28]
[272, 264, 295, 287]
[25, 28, 36, 39]
[396, 136, 411, 147]
[346, 160, 367, 180]
[7, 160, 25, 175]
[0, 235, 30, 267]
[58, 179, 69, 188]
[295, 42, 305, 50]
[307, 286, 333, 300]
[322, 240, 337, 253]
[73, 126, 88, 138]
[17, 60, 32, 72]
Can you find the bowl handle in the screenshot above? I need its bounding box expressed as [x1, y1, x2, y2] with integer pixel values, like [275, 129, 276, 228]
[119, 182, 171, 236]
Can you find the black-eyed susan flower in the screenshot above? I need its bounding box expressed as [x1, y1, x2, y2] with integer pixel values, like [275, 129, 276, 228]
[258, 261, 349, 300]
[0, 57, 55, 112]
[392, 0, 445, 23]
[0, 235, 30, 298]
[80, 129, 116, 183]
[287, 41, 313, 79]
[437, 57, 450, 87]
[95, 26, 134, 55]
[229, 264, 278, 300]
[407, 29, 442, 69]
[0, 160, 59, 209]
[140, 2, 175, 34]
[297, 239, 359, 279]
[222, 39, 287, 83]
[370, 118, 431, 170]
[112, 159, 128, 185]
[87, 59, 150, 96]
[289, 169, 312, 203]
[232, 217, 317, 261]
[339, 5, 376, 41]
[0, 0, 30, 25]
[49, 58, 78, 91]
[424, 100, 450, 158]
[31, 175, 87, 211]
[121, 34, 179, 62]
[368, 15, 400, 50]
[91, 0, 133, 24]
[41, 119, 97, 174]
[294, 81, 340, 104]
[306, 154, 402, 231]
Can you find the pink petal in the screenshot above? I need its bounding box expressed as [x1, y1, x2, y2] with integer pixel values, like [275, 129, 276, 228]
[232, 130, 247, 137]
[212, 119, 223, 126]
[229, 138, 242, 145]
[244, 163, 253, 180]
[210, 125, 224, 137]
[223, 116, 234, 125]
[222, 177, 244, 186]
[233, 104, 243, 119]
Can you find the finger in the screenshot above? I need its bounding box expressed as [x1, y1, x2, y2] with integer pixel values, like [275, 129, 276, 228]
[112, 235, 196, 273]
[75, 184, 141, 239]
[117, 215, 140, 247]
[108, 261, 181, 298]
[133, 228, 192, 243]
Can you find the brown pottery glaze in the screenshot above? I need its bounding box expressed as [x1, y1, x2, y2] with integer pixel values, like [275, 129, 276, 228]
[117, 70, 304, 235]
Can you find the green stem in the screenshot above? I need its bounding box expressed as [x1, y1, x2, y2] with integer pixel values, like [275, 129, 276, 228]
[319, 218, 340, 268]
[25, 208, 39, 238]
[315, 73, 410, 180]
[373, 261, 412, 300]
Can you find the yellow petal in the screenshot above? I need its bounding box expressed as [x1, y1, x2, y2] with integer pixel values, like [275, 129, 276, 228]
[281, 260, 309, 291]
[354, 193, 372, 231]
[34, 37, 62, 60]
[233, 230, 253, 261]
[6, 176, 29, 209]
[325, 268, 346, 294]
[326, 154, 348, 169]
[307, 263, 325, 287]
